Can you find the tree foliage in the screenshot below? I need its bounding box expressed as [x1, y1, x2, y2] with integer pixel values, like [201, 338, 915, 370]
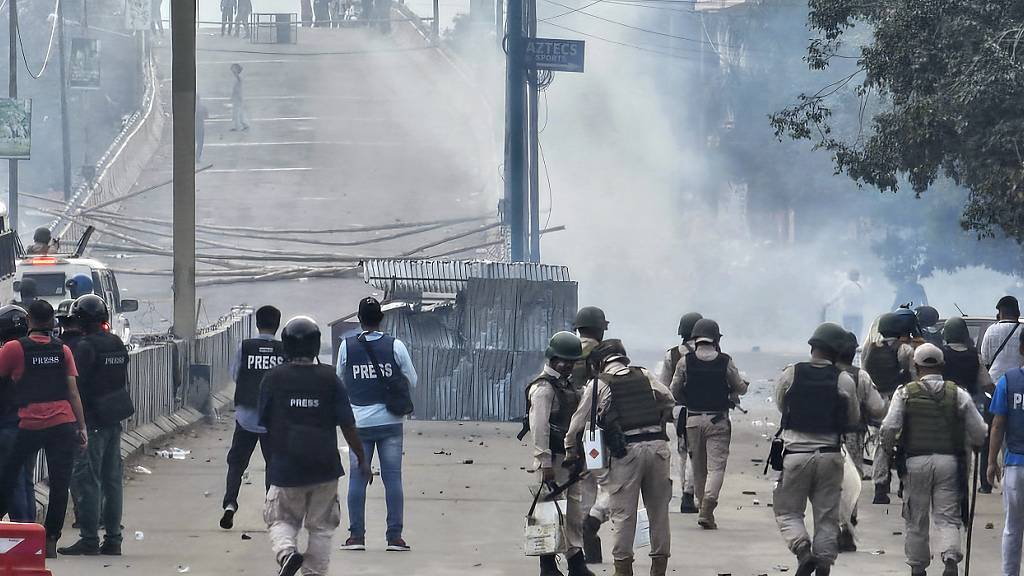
[771, 0, 1024, 243]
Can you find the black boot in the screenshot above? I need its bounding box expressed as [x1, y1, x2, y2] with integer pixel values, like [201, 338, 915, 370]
[873, 483, 891, 505]
[837, 527, 857, 553]
[540, 555, 565, 576]
[567, 551, 595, 576]
[679, 492, 698, 514]
[815, 564, 831, 576]
[101, 539, 122, 556]
[942, 559, 958, 576]
[582, 516, 602, 564]
[45, 539, 57, 559]
[795, 557, 817, 576]
[57, 539, 100, 556]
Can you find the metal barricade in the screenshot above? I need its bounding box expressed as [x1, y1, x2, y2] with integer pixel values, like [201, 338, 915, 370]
[251, 13, 299, 44]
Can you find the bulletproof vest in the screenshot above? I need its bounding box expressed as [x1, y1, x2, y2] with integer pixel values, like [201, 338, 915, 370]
[523, 374, 578, 455]
[78, 332, 130, 398]
[343, 335, 398, 407]
[865, 342, 908, 394]
[783, 362, 845, 436]
[683, 352, 731, 412]
[922, 330, 944, 348]
[902, 380, 962, 457]
[666, 343, 694, 394]
[268, 364, 342, 477]
[1004, 369, 1024, 455]
[235, 338, 285, 408]
[571, 340, 597, 391]
[942, 345, 981, 396]
[15, 336, 68, 407]
[602, 367, 664, 434]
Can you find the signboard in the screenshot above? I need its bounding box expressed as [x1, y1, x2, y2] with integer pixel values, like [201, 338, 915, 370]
[525, 38, 585, 73]
[69, 38, 101, 89]
[0, 99, 31, 160]
[124, 0, 151, 30]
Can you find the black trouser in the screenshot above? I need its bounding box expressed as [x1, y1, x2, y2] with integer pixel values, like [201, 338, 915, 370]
[0, 424, 78, 541]
[222, 422, 270, 510]
[221, 8, 235, 35]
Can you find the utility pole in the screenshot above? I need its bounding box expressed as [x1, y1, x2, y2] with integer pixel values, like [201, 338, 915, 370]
[57, 0, 72, 201]
[495, 0, 503, 47]
[526, 0, 539, 263]
[171, 1, 196, 338]
[502, 0, 526, 261]
[8, 0, 18, 233]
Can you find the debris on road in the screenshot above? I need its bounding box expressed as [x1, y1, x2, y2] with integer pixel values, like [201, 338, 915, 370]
[135, 531, 144, 541]
[130, 465, 153, 475]
[156, 448, 191, 460]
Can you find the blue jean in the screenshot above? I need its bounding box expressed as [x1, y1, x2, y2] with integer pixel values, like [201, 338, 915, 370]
[0, 425, 36, 523]
[70, 424, 124, 544]
[347, 424, 404, 541]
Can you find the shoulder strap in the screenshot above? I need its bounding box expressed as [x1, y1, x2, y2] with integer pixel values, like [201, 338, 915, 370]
[988, 323, 1021, 369]
[355, 333, 390, 384]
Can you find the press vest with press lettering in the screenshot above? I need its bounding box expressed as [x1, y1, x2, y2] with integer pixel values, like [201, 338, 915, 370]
[942, 345, 981, 396]
[784, 362, 845, 436]
[1004, 369, 1024, 455]
[902, 380, 962, 456]
[683, 351, 731, 412]
[236, 338, 285, 408]
[602, 367, 664, 434]
[78, 331, 132, 425]
[15, 336, 68, 407]
[268, 364, 342, 480]
[343, 334, 398, 407]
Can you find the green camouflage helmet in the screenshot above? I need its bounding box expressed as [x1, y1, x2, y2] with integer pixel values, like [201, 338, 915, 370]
[808, 322, 849, 354]
[573, 306, 609, 331]
[942, 316, 971, 345]
[546, 331, 584, 360]
[678, 312, 704, 339]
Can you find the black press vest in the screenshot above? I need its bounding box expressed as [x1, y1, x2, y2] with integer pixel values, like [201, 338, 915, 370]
[16, 336, 68, 407]
[603, 367, 664, 434]
[683, 352, 731, 412]
[942, 345, 981, 396]
[784, 362, 845, 435]
[78, 332, 130, 400]
[236, 338, 285, 408]
[267, 365, 343, 478]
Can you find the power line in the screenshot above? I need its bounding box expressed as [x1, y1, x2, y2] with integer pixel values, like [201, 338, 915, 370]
[540, 0, 606, 22]
[17, 0, 61, 80]
[542, 21, 701, 60]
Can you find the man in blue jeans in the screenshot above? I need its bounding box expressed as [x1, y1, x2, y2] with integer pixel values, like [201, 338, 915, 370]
[337, 297, 416, 552]
[987, 328, 1024, 576]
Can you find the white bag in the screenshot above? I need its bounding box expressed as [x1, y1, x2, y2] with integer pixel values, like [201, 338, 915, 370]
[839, 446, 863, 530]
[524, 489, 567, 556]
[632, 508, 650, 550]
[584, 428, 607, 470]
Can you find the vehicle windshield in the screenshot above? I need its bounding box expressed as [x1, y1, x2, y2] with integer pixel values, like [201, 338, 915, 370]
[22, 272, 66, 298]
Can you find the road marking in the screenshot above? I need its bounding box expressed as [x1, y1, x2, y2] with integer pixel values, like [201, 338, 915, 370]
[203, 95, 405, 102]
[205, 116, 389, 123]
[203, 167, 317, 173]
[204, 140, 407, 148]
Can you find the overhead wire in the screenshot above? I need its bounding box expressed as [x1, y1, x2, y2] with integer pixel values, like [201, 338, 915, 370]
[17, 0, 61, 80]
[543, 21, 701, 61]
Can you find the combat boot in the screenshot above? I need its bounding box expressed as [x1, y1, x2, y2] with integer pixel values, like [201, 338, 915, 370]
[540, 555, 564, 576]
[910, 568, 926, 576]
[567, 551, 595, 576]
[697, 497, 718, 529]
[582, 515, 602, 564]
[942, 559, 958, 576]
[650, 556, 668, 576]
[679, 492, 698, 514]
[815, 565, 831, 576]
[794, 557, 817, 576]
[613, 558, 634, 576]
[873, 483, 891, 505]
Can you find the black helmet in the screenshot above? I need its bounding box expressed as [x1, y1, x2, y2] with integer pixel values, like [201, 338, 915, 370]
[588, 338, 629, 369]
[808, 322, 848, 355]
[71, 294, 109, 325]
[282, 316, 320, 359]
[677, 312, 703, 339]
[877, 312, 902, 338]
[894, 306, 920, 336]
[0, 305, 28, 342]
[573, 306, 609, 331]
[915, 306, 940, 329]
[840, 330, 859, 360]
[942, 317, 972, 345]
[55, 299, 74, 319]
[32, 227, 51, 244]
[691, 318, 722, 344]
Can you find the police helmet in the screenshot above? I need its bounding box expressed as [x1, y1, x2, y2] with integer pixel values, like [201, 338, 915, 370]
[942, 316, 972, 345]
[677, 312, 703, 339]
[546, 331, 583, 361]
[71, 294, 109, 325]
[55, 299, 74, 319]
[32, 227, 51, 245]
[877, 312, 903, 338]
[894, 307, 920, 336]
[573, 306, 609, 331]
[66, 274, 94, 299]
[588, 339, 629, 369]
[691, 318, 722, 344]
[915, 306, 940, 329]
[282, 316, 320, 359]
[808, 322, 848, 355]
[0, 305, 28, 342]
[840, 331, 859, 361]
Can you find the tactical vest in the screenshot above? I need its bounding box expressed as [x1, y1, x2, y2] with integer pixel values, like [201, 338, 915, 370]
[683, 352, 731, 412]
[784, 362, 845, 435]
[943, 345, 981, 396]
[571, 340, 598, 391]
[78, 331, 133, 426]
[602, 367, 664, 434]
[1004, 369, 1024, 455]
[521, 374, 578, 455]
[666, 343, 695, 390]
[268, 364, 342, 478]
[343, 335, 398, 407]
[865, 342, 908, 394]
[15, 337, 68, 407]
[902, 380, 962, 457]
[236, 338, 285, 408]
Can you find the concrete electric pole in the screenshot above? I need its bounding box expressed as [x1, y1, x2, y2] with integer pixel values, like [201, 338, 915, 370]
[171, 1, 196, 338]
[57, 0, 73, 201]
[8, 0, 18, 233]
[503, 0, 526, 262]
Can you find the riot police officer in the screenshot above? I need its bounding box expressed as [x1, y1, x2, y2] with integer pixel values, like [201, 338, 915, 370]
[773, 323, 860, 576]
[662, 312, 701, 514]
[60, 295, 134, 556]
[220, 305, 285, 530]
[27, 227, 53, 255]
[259, 316, 368, 576]
[573, 306, 609, 564]
[522, 332, 594, 576]
[0, 305, 34, 523]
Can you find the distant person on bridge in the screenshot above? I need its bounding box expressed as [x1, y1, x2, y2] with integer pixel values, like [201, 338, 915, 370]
[259, 316, 368, 576]
[314, 0, 330, 26]
[0, 305, 36, 524]
[236, 0, 253, 37]
[222, 0, 237, 36]
[220, 306, 285, 531]
[302, 0, 314, 26]
[337, 297, 417, 553]
[150, 0, 164, 35]
[0, 300, 88, 558]
[27, 227, 53, 255]
[60, 295, 135, 557]
[230, 64, 251, 132]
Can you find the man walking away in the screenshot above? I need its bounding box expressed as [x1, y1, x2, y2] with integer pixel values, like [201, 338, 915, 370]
[663, 312, 701, 515]
[987, 330, 1024, 576]
[260, 316, 368, 576]
[523, 332, 594, 576]
[573, 306, 610, 564]
[826, 270, 865, 337]
[221, 306, 285, 530]
[565, 339, 674, 576]
[916, 306, 944, 347]
[230, 64, 250, 132]
[236, 0, 252, 37]
[981, 296, 1024, 493]
[221, 0, 237, 35]
[669, 318, 747, 529]
[60, 295, 135, 557]
[0, 300, 88, 557]
[337, 297, 417, 552]
[881, 343, 986, 576]
[942, 316, 993, 407]
[773, 323, 861, 576]
[0, 306, 34, 523]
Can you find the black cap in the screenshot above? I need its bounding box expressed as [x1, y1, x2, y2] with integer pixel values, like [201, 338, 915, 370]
[358, 297, 384, 326]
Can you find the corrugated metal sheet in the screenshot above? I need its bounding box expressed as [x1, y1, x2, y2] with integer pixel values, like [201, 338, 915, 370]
[364, 259, 572, 294]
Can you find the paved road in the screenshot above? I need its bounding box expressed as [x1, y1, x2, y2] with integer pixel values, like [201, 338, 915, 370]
[57, 352, 1005, 576]
[95, 24, 500, 335]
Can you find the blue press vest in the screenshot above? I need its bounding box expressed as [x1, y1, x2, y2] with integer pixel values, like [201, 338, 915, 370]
[1006, 369, 1024, 456]
[343, 335, 398, 407]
